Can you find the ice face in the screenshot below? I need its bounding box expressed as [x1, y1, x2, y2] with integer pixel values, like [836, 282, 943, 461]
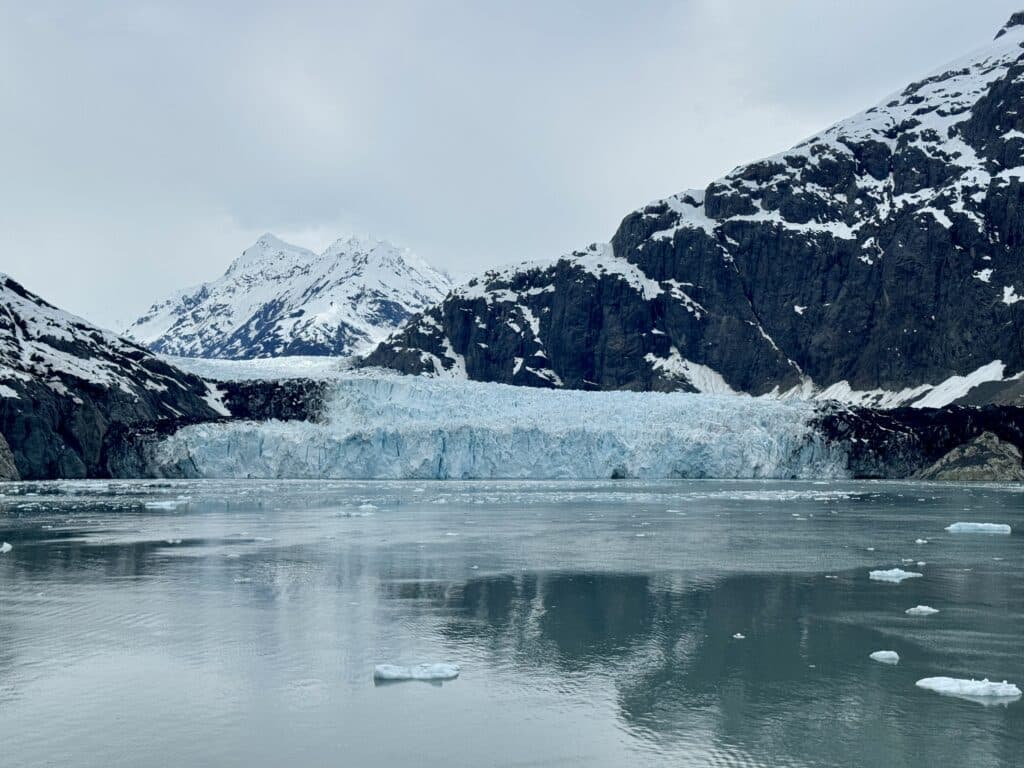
[155, 374, 847, 480]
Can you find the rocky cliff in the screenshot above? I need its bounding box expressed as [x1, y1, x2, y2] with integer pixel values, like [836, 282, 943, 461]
[0, 274, 226, 479]
[365, 15, 1024, 407]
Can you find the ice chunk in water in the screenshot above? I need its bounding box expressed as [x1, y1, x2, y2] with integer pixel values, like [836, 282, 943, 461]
[916, 677, 1021, 704]
[905, 605, 939, 616]
[870, 651, 899, 665]
[358, 504, 379, 512]
[732, 633, 746, 640]
[0, 541, 11, 554]
[945, 522, 1011, 534]
[869, 568, 923, 583]
[373, 663, 460, 682]
[144, 500, 185, 510]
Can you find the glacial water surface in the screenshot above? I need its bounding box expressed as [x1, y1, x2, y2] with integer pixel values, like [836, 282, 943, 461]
[0, 479, 1021, 768]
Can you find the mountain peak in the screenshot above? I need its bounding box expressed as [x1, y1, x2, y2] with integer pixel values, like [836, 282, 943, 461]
[126, 233, 452, 359]
[994, 11, 1024, 39]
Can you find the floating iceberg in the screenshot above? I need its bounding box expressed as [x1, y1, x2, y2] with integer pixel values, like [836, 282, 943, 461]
[916, 677, 1021, 704]
[144, 500, 186, 510]
[945, 522, 1011, 534]
[155, 375, 846, 480]
[905, 605, 939, 616]
[870, 651, 899, 665]
[732, 633, 746, 640]
[373, 663, 460, 682]
[0, 541, 11, 554]
[869, 568, 923, 583]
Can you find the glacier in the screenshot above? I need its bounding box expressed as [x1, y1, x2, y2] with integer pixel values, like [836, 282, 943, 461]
[154, 374, 846, 480]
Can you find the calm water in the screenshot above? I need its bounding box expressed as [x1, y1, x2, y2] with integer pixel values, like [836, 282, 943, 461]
[0, 479, 1021, 768]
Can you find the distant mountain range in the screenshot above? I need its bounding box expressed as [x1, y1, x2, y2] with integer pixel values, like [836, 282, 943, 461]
[365, 13, 1024, 408]
[126, 233, 451, 359]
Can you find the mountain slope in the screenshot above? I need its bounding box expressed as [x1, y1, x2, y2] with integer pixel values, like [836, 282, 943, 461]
[0, 273, 225, 478]
[127, 234, 451, 359]
[366, 15, 1024, 407]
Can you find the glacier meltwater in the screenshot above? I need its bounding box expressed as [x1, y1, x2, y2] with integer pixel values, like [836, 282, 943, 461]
[155, 375, 845, 480]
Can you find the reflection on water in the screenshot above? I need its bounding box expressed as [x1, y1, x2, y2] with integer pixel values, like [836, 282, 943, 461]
[0, 479, 1021, 767]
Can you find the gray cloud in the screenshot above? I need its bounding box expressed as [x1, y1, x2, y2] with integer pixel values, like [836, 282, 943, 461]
[1, 0, 1019, 328]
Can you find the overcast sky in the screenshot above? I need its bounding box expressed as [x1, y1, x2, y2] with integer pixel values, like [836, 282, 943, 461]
[1, 1, 1020, 329]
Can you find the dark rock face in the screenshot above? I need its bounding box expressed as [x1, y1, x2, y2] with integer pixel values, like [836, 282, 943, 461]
[0, 274, 223, 479]
[218, 379, 330, 423]
[814, 404, 1024, 478]
[914, 431, 1024, 481]
[0, 433, 19, 481]
[366, 20, 1024, 402]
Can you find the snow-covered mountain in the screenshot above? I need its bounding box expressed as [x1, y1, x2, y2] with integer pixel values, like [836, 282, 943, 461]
[366, 14, 1024, 407]
[0, 273, 225, 478]
[127, 233, 451, 359]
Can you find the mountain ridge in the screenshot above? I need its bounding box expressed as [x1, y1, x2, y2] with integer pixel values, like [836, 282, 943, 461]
[127, 233, 451, 359]
[364, 14, 1024, 408]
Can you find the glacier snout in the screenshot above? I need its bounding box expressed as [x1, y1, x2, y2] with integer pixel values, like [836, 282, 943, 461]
[155, 376, 845, 480]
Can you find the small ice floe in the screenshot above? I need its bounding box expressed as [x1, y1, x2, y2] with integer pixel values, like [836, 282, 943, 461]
[866, 547, 875, 551]
[164, 538, 183, 545]
[916, 677, 1021, 704]
[0, 542, 12, 554]
[905, 605, 939, 616]
[917, 561, 926, 567]
[144, 500, 184, 510]
[945, 522, 1011, 535]
[869, 568, 923, 583]
[373, 663, 460, 682]
[732, 633, 746, 640]
[358, 504, 379, 512]
[825, 575, 838, 579]
[870, 650, 900, 665]
[915, 539, 928, 545]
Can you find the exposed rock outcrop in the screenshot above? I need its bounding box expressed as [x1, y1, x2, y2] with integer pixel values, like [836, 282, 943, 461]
[815, 404, 1024, 478]
[915, 431, 1024, 481]
[0, 432, 19, 481]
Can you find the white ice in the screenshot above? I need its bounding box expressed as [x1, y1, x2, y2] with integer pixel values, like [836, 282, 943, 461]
[144, 500, 186, 510]
[156, 374, 846, 480]
[0, 542, 11, 554]
[905, 605, 939, 616]
[869, 569, 923, 583]
[916, 677, 1021, 704]
[945, 522, 1011, 534]
[870, 651, 899, 665]
[373, 663, 460, 681]
[732, 633, 746, 640]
